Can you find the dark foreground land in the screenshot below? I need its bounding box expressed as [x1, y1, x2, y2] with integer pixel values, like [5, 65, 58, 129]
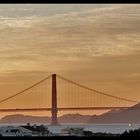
[0, 127, 140, 138]
[85, 128, 140, 137]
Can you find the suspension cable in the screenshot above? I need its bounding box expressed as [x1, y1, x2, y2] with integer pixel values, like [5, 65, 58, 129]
[0, 75, 52, 104]
[57, 74, 139, 103]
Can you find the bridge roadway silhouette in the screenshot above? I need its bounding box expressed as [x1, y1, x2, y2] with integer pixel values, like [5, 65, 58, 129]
[0, 74, 138, 125]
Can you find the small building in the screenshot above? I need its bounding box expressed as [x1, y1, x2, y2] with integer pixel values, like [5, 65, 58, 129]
[0, 126, 32, 136]
[60, 127, 84, 136]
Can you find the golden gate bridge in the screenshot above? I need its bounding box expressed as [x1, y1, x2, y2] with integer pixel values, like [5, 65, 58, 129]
[0, 74, 139, 125]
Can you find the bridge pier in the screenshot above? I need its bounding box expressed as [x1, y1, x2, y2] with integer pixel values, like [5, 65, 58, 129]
[51, 74, 58, 125]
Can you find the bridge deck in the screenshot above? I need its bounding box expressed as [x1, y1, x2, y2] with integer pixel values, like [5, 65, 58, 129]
[0, 107, 129, 112]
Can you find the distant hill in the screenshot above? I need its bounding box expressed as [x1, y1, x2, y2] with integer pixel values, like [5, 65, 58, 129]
[0, 114, 50, 124]
[88, 103, 140, 124]
[58, 113, 91, 123]
[0, 113, 91, 124]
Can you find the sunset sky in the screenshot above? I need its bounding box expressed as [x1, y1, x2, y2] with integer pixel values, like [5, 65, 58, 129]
[0, 4, 140, 118]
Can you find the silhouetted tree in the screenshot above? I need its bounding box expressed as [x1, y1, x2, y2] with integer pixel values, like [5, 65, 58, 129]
[120, 128, 140, 137]
[38, 125, 49, 136]
[83, 131, 93, 136]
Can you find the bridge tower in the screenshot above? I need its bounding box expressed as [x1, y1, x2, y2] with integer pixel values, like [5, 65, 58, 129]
[51, 74, 58, 125]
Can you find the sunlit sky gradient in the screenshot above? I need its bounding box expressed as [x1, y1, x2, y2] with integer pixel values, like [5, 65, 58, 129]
[0, 4, 140, 118]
